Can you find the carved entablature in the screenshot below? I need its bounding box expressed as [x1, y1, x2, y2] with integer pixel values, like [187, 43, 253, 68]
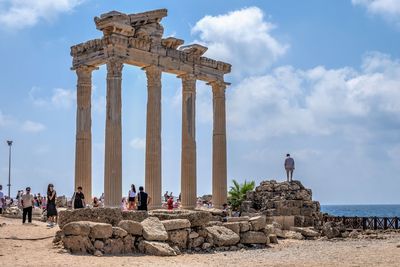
[71, 9, 231, 82]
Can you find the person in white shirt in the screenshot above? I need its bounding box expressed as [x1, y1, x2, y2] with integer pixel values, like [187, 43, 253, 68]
[284, 154, 295, 182]
[21, 187, 34, 224]
[128, 184, 137, 210]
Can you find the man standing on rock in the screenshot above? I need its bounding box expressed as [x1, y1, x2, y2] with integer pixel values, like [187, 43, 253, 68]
[284, 154, 295, 182]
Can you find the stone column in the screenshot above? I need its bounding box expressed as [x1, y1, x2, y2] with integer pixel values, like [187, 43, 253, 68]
[74, 65, 96, 202]
[211, 80, 228, 209]
[144, 65, 162, 209]
[180, 74, 197, 209]
[104, 60, 123, 207]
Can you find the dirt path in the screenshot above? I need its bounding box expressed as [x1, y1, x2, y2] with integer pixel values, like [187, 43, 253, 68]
[1, 217, 400, 267]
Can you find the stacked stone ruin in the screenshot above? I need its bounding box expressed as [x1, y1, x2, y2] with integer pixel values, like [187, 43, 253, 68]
[242, 180, 323, 227]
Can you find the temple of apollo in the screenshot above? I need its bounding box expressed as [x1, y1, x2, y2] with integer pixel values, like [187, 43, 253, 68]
[71, 9, 231, 209]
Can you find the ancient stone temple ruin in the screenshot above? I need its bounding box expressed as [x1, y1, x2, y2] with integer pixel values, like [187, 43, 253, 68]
[71, 9, 231, 208]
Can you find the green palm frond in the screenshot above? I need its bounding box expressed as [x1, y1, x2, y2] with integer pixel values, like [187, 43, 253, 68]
[228, 179, 255, 211]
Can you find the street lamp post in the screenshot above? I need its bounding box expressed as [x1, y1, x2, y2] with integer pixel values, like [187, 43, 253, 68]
[6, 140, 13, 198]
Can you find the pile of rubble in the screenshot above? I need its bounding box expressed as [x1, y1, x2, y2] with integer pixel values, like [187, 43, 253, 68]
[55, 208, 324, 256]
[241, 180, 323, 227]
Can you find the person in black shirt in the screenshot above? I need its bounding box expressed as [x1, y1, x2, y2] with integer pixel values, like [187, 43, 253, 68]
[137, 186, 151, 211]
[72, 186, 85, 209]
[46, 184, 58, 227]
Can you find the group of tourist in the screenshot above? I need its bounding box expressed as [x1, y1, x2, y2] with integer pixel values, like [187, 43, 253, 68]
[121, 184, 151, 211]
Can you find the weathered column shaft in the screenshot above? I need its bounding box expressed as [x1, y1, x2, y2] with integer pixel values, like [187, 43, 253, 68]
[104, 60, 123, 207]
[75, 66, 95, 202]
[211, 81, 227, 209]
[181, 74, 197, 209]
[144, 65, 162, 209]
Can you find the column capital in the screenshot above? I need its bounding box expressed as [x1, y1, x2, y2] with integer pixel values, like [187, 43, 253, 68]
[75, 65, 98, 75]
[178, 73, 197, 81]
[107, 60, 124, 78]
[143, 65, 162, 73]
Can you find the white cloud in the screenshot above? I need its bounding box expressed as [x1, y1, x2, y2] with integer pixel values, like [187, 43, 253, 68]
[228, 52, 400, 140]
[192, 7, 288, 78]
[130, 138, 145, 150]
[0, 110, 13, 127]
[21, 120, 46, 133]
[352, 0, 400, 26]
[30, 87, 75, 109]
[0, 0, 84, 30]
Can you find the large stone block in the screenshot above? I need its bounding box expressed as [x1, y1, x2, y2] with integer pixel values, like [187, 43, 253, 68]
[112, 226, 128, 238]
[240, 231, 268, 244]
[249, 216, 266, 231]
[206, 225, 240, 247]
[239, 221, 250, 232]
[118, 220, 143, 235]
[103, 238, 124, 254]
[58, 208, 123, 228]
[226, 216, 250, 222]
[162, 219, 191, 231]
[89, 222, 113, 239]
[63, 221, 91, 236]
[121, 210, 148, 222]
[141, 217, 168, 241]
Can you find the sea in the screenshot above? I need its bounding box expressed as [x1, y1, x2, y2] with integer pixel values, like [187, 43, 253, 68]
[321, 205, 400, 217]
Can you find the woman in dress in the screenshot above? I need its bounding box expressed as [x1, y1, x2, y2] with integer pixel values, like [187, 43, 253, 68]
[46, 184, 57, 227]
[128, 184, 136, 210]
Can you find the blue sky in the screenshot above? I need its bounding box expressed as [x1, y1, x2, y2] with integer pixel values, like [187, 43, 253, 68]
[0, 0, 399, 204]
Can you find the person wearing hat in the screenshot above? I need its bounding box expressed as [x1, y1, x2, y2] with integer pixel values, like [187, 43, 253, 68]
[21, 187, 34, 224]
[46, 183, 57, 227]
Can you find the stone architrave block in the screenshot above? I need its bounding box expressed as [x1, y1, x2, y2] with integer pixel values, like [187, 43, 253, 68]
[240, 231, 268, 244]
[142, 241, 177, 256]
[63, 221, 91, 236]
[222, 222, 240, 235]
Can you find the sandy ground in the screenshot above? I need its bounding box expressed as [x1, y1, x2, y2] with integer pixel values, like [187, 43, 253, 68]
[1, 217, 400, 267]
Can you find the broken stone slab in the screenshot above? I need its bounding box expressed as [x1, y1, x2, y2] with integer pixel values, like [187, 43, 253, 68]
[118, 220, 143, 235]
[249, 215, 266, 231]
[103, 238, 124, 254]
[263, 224, 275, 236]
[239, 221, 250, 232]
[141, 217, 168, 241]
[283, 230, 304, 240]
[240, 231, 268, 244]
[162, 219, 191, 231]
[290, 227, 320, 238]
[141, 241, 177, 256]
[58, 208, 123, 228]
[149, 210, 211, 227]
[206, 225, 240, 247]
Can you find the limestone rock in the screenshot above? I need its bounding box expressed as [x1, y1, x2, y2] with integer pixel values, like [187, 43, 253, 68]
[162, 219, 191, 231]
[349, 230, 360, 238]
[290, 227, 320, 238]
[189, 231, 199, 239]
[123, 235, 134, 253]
[206, 226, 240, 247]
[103, 238, 124, 254]
[202, 242, 212, 250]
[226, 216, 250, 222]
[222, 222, 240, 235]
[322, 222, 346, 239]
[249, 216, 266, 231]
[121, 210, 148, 222]
[283, 230, 304, 240]
[263, 224, 275, 236]
[94, 250, 103, 256]
[118, 220, 143, 235]
[240, 231, 268, 244]
[149, 210, 211, 227]
[141, 217, 168, 241]
[63, 221, 91, 236]
[112, 227, 128, 238]
[168, 229, 188, 249]
[63, 235, 94, 254]
[141, 241, 177, 256]
[58, 208, 123, 228]
[89, 222, 113, 239]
